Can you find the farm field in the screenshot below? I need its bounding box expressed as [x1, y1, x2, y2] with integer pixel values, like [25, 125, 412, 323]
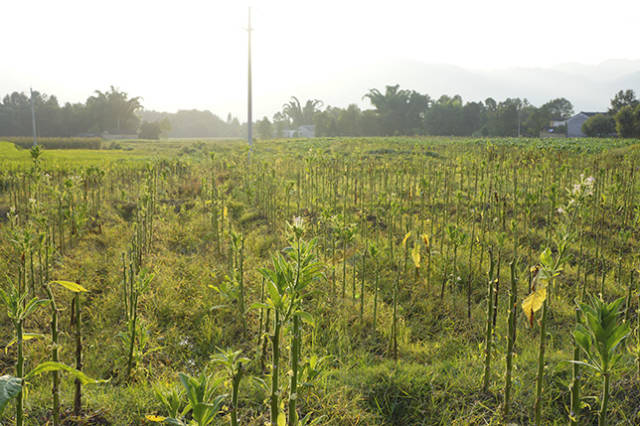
[2, 136, 640, 425]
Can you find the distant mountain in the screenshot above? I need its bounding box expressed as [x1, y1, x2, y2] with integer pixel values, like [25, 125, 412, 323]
[294, 59, 640, 115]
[551, 59, 640, 81]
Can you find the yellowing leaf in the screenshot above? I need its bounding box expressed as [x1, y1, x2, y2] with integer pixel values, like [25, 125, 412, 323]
[522, 287, 546, 327]
[277, 411, 286, 426]
[5, 333, 45, 354]
[402, 232, 412, 247]
[145, 414, 166, 422]
[421, 233, 430, 250]
[223, 206, 228, 219]
[51, 280, 88, 293]
[411, 244, 421, 268]
[25, 361, 105, 384]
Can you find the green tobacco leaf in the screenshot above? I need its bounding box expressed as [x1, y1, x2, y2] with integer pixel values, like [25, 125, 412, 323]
[51, 280, 88, 293]
[22, 298, 50, 320]
[297, 310, 314, 326]
[0, 375, 22, 415]
[5, 333, 46, 353]
[250, 302, 269, 310]
[25, 361, 104, 385]
[539, 248, 553, 268]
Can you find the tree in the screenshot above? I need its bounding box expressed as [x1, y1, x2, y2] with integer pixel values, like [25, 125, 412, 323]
[272, 112, 289, 138]
[256, 117, 273, 139]
[313, 107, 339, 137]
[541, 98, 574, 120]
[140, 110, 244, 138]
[582, 114, 616, 137]
[484, 97, 497, 112]
[523, 106, 552, 136]
[336, 104, 363, 136]
[138, 119, 170, 139]
[484, 98, 527, 137]
[364, 85, 430, 135]
[615, 105, 640, 138]
[86, 86, 142, 134]
[609, 90, 638, 114]
[424, 95, 464, 135]
[461, 101, 487, 136]
[281, 97, 323, 127]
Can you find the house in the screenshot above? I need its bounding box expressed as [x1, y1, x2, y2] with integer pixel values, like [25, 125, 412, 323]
[297, 125, 315, 138]
[566, 112, 605, 137]
[280, 125, 316, 138]
[540, 127, 566, 138]
[540, 119, 567, 138]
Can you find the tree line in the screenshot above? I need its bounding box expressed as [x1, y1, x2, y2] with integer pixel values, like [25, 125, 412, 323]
[0, 87, 143, 137]
[140, 110, 245, 139]
[257, 86, 575, 138]
[0, 87, 244, 139]
[3, 84, 638, 139]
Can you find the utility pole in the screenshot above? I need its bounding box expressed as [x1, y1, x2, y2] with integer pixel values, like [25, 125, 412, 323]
[30, 87, 37, 147]
[247, 7, 253, 155]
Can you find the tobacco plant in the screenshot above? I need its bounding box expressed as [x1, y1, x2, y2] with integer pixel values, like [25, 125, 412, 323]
[148, 373, 226, 425]
[122, 267, 154, 382]
[573, 296, 630, 426]
[503, 261, 517, 418]
[0, 277, 49, 426]
[43, 280, 88, 425]
[211, 348, 250, 426]
[256, 217, 323, 426]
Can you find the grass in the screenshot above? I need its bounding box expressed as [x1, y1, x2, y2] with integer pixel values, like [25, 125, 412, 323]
[1, 136, 640, 424]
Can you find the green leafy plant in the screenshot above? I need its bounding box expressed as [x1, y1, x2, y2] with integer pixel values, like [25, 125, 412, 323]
[43, 280, 88, 426]
[0, 375, 22, 416]
[0, 277, 49, 426]
[121, 268, 153, 382]
[152, 382, 188, 420]
[0, 277, 101, 426]
[148, 373, 226, 426]
[482, 250, 496, 392]
[211, 348, 249, 426]
[572, 296, 630, 426]
[503, 261, 518, 418]
[255, 217, 323, 426]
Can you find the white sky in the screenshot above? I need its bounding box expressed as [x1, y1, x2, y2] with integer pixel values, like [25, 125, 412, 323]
[3, 0, 640, 119]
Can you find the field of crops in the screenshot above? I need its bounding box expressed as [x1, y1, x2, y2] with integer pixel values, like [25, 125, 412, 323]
[1, 136, 640, 425]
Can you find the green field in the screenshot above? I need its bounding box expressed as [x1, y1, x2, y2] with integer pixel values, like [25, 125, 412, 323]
[1, 136, 640, 425]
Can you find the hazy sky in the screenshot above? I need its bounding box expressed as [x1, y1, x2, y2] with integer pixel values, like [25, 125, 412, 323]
[3, 0, 640, 119]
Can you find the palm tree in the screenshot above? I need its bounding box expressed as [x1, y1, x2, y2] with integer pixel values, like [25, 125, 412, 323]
[282, 97, 323, 127]
[364, 85, 429, 135]
[86, 86, 142, 133]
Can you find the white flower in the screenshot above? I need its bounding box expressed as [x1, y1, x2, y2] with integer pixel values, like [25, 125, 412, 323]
[572, 183, 581, 195]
